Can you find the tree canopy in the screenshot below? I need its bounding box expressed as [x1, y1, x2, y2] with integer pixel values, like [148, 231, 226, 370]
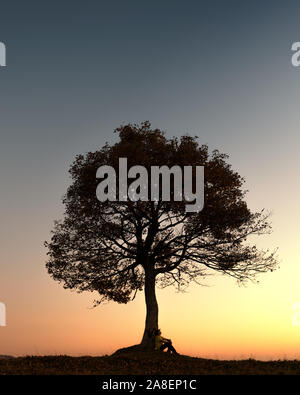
[45, 121, 278, 348]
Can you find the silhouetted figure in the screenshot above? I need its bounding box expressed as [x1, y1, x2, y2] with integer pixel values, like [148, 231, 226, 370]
[155, 329, 178, 354]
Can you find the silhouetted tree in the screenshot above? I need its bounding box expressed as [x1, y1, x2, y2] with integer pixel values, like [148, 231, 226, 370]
[45, 122, 278, 351]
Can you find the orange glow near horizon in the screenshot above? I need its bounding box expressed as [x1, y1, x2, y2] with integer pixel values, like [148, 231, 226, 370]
[1, 228, 300, 360]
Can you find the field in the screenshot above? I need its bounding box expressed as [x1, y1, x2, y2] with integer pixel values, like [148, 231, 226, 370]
[1, 352, 300, 375]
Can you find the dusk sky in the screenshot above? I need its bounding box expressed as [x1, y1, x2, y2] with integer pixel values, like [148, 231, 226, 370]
[1, 0, 300, 359]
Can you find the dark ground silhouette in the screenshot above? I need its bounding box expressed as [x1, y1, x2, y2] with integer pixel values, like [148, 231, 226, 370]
[1, 352, 300, 375]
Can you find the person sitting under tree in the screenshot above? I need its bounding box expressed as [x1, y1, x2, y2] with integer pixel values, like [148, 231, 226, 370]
[154, 329, 178, 354]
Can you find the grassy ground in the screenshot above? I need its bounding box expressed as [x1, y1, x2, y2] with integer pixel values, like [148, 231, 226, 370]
[1, 352, 300, 375]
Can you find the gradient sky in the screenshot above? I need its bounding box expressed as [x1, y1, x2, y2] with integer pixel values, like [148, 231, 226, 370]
[1, 0, 300, 359]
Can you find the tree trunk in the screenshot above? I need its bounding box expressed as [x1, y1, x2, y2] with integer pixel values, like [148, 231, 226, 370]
[140, 266, 158, 349]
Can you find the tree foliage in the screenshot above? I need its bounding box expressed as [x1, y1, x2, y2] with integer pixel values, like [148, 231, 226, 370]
[45, 122, 278, 308]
